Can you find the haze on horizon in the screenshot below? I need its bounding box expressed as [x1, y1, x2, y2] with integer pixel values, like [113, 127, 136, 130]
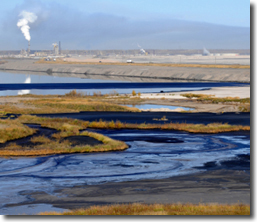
[0, 0, 250, 51]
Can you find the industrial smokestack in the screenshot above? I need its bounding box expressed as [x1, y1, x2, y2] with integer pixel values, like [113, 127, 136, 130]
[28, 40, 30, 55]
[59, 41, 61, 55]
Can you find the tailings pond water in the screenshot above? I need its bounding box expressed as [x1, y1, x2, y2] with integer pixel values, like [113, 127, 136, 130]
[0, 71, 248, 96]
[0, 128, 250, 215]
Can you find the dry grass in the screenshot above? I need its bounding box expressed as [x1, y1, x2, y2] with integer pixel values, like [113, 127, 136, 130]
[35, 59, 250, 69]
[181, 93, 250, 104]
[30, 135, 52, 144]
[0, 118, 36, 143]
[19, 115, 89, 132]
[0, 104, 38, 115]
[20, 115, 250, 134]
[0, 131, 128, 157]
[39, 203, 250, 215]
[0, 115, 128, 157]
[21, 97, 140, 113]
[0, 91, 144, 115]
[0, 115, 250, 156]
[87, 119, 250, 133]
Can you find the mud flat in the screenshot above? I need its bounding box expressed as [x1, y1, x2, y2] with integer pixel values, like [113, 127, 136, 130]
[0, 59, 250, 83]
[1, 132, 250, 213]
[8, 169, 249, 211]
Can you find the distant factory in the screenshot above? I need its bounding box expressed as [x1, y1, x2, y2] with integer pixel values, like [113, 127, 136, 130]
[52, 41, 61, 55]
[16, 40, 63, 58]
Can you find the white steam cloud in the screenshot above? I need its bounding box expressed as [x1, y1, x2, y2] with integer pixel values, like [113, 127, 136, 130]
[17, 11, 37, 41]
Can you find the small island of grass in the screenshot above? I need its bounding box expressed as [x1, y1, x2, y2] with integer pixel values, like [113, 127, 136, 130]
[0, 115, 128, 157]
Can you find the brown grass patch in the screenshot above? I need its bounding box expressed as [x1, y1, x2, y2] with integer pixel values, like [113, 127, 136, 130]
[39, 203, 250, 215]
[87, 120, 249, 133]
[0, 115, 249, 157]
[18, 115, 89, 132]
[0, 131, 128, 157]
[30, 135, 52, 144]
[0, 115, 128, 157]
[20, 115, 249, 134]
[0, 119, 36, 143]
[21, 97, 140, 113]
[181, 93, 250, 104]
[0, 92, 143, 115]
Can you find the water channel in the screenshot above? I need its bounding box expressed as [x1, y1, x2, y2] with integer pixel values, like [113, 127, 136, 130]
[0, 129, 250, 215]
[0, 71, 248, 96]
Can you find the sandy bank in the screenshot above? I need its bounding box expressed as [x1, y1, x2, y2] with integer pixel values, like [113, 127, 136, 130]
[139, 86, 250, 100]
[134, 86, 249, 112]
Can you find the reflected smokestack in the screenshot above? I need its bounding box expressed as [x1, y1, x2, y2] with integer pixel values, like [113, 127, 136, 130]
[18, 75, 31, 95]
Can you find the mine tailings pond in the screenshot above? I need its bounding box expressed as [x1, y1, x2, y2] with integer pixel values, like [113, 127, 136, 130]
[0, 127, 250, 215]
[0, 71, 249, 96]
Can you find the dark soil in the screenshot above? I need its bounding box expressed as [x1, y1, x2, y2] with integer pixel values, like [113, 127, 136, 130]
[37, 111, 250, 126]
[61, 136, 103, 146]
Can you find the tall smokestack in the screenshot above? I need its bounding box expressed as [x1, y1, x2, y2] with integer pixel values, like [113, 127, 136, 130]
[59, 41, 61, 55]
[28, 40, 30, 55]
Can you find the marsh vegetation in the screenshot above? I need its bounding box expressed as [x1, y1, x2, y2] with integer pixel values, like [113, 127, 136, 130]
[0, 91, 142, 114]
[0, 115, 128, 156]
[39, 203, 250, 215]
[0, 114, 250, 157]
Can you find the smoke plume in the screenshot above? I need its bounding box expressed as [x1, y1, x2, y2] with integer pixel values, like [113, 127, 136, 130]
[17, 11, 37, 41]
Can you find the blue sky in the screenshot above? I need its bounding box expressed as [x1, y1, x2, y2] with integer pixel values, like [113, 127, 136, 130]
[0, 0, 250, 27]
[0, 0, 250, 50]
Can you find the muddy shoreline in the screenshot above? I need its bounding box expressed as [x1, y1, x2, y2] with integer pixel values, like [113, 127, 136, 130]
[2, 129, 250, 213]
[7, 168, 250, 211]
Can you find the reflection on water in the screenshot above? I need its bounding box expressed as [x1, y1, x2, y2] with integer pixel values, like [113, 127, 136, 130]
[0, 71, 248, 97]
[0, 71, 209, 96]
[0, 71, 123, 96]
[17, 75, 31, 95]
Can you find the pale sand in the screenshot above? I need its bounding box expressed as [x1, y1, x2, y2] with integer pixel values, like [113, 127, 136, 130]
[139, 86, 250, 100]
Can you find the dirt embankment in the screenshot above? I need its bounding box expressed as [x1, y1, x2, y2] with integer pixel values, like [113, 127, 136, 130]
[0, 59, 250, 83]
